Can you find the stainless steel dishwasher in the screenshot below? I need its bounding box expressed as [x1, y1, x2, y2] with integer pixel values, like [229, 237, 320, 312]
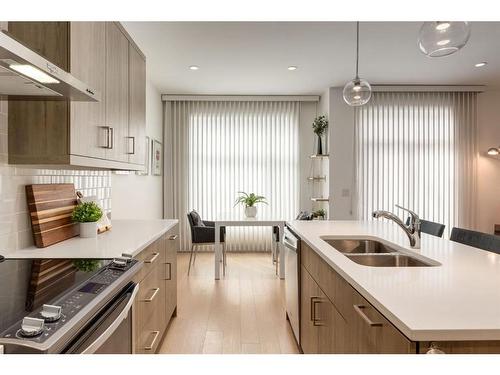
[284, 226, 300, 345]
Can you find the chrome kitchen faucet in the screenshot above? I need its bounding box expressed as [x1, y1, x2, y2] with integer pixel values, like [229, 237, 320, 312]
[372, 205, 421, 249]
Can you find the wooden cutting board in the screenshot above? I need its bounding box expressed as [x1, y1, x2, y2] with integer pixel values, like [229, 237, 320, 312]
[26, 184, 79, 248]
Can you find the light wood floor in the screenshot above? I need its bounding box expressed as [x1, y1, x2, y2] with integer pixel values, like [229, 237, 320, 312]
[159, 252, 300, 354]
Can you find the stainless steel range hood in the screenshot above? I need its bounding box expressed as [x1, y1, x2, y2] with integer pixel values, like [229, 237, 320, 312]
[0, 31, 100, 102]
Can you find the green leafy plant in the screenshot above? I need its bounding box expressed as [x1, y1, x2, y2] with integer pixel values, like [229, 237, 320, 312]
[312, 115, 329, 136]
[234, 192, 268, 207]
[71, 202, 103, 223]
[73, 259, 102, 273]
[313, 209, 327, 219]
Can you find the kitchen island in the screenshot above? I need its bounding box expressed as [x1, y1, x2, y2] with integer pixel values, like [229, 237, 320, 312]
[287, 220, 500, 353]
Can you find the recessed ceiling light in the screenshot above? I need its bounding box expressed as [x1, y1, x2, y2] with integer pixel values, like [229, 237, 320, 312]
[436, 39, 450, 46]
[288, 66, 298, 71]
[435, 22, 451, 31]
[189, 65, 199, 71]
[475, 62, 488, 68]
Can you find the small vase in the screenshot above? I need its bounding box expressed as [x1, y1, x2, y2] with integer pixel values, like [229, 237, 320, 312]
[245, 206, 257, 218]
[316, 134, 323, 155]
[80, 222, 98, 238]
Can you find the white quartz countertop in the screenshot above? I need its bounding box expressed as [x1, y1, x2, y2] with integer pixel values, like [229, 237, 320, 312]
[287, 220, 500, 341]
[4, 219, 178, 260]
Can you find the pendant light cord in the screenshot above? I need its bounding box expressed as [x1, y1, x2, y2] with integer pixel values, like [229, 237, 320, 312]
[355, 21, 359, 79]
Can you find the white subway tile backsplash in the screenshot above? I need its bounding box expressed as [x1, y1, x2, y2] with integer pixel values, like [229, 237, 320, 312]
[0, 100, 112, 254]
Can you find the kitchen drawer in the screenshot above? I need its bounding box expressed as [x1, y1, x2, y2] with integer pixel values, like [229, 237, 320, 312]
[349, 288, 415, 353]
[301, 243, 353, 321]
[135, 306, 164, 354]
[134, 239, 162, 282]
[135, 265, 165, 332]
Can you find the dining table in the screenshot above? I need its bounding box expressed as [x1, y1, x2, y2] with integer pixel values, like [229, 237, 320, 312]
[212, 215, 286, 280]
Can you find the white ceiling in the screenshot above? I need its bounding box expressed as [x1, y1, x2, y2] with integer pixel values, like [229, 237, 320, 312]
[122, 22, 500, 95]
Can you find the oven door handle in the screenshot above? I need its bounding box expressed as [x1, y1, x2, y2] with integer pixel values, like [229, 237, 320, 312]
[80, 283, 139, 354]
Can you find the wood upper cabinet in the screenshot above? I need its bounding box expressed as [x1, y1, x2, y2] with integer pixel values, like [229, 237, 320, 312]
[70, 22, 106, 160]
[105, 23, 129, 163]
[128, 44, 146, 166]
[7, 21, 147, 170]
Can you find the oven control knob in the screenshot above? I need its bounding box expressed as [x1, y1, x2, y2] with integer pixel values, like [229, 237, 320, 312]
[20, 317, 45, 337]
[41, 304, 62, 322]
[111, 258, 127, 268]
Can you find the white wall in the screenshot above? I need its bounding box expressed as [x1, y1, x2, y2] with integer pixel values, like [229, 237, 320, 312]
[328, 87, 356, 220]
[111, 81, 164, 220]
[476, 89, 500, 233]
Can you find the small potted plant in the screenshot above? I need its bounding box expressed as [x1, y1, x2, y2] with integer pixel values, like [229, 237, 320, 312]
[313, 209, 327, 220]
[72, 202, 103, 238]
[312, 115, 329, 155]
[234, 192, 267, 218]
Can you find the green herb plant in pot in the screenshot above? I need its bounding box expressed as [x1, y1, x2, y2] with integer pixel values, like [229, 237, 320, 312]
[72, 202, 103, 238]
[234, 192, 267, 218]
[312, 115, 329, 155]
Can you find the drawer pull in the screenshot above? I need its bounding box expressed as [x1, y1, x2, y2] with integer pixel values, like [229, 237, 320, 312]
[145, 252, 160, 264]
[353, 304, 383, 327]
[144, 330, 160, 351]
[141, 288, 160, 303]
[164, 263, 172, 280]
[168, 234, 178, 240]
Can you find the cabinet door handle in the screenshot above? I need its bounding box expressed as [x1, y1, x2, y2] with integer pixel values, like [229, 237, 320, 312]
[126, 136, 135, 154]
[141, 287, 160, 303]
[109, 127, 114, 149]
[100, 126, 111, 149]
[311, 297, 325, 326]
[144, 330, 160, 351]
[145, 252, 160, 264]
[164, 263, 172, 280]
[168, 234, 178, 240]
[353, 304, 383, 327]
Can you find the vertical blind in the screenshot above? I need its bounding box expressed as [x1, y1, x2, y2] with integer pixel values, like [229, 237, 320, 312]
[355, 92, 477, 236]
[168, 101, 300, 251]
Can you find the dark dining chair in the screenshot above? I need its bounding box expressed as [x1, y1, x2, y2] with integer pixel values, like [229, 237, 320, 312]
[405, 217, 446, 238]
[187, 210, 226, 275]
[272, 211, 313, 275]
[450, 227, 500, 254]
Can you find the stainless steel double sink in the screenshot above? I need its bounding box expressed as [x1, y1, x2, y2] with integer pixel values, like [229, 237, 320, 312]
[322, 239, 438, 267]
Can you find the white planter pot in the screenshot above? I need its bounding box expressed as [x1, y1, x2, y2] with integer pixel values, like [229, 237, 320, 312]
[245, 206, 257, 218]
[80, 222, 98, 238]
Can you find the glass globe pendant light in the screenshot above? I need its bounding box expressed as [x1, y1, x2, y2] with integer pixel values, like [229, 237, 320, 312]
[418, 22, 471, 57]
[343, 22, 372, 106]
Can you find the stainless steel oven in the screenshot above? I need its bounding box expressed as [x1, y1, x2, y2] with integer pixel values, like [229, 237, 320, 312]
[0, 258, 141, 354]
[284, 226, 300, 345]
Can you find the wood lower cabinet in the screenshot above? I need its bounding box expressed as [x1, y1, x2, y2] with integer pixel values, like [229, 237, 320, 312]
[300, 242, 500, 354]
[300, 243, 415, 354]
[133, 225, 178, 354]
